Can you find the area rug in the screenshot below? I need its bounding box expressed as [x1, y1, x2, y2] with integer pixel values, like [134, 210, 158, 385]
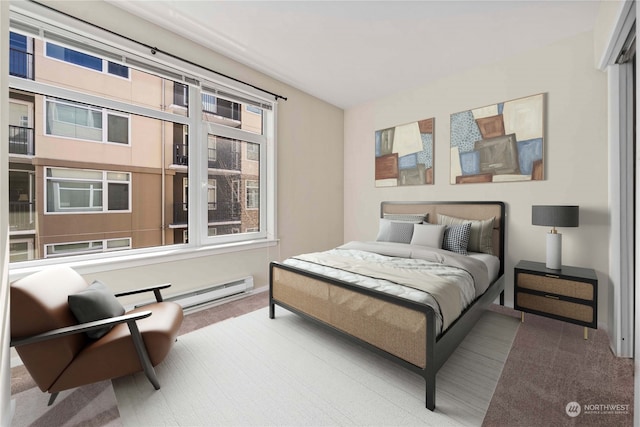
[113, 307, 519, 426]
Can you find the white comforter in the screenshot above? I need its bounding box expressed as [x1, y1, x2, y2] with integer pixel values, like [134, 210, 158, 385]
[283, 241, 493, 334]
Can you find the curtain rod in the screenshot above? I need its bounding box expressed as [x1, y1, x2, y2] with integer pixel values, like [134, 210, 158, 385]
[30, 1, 288, 102]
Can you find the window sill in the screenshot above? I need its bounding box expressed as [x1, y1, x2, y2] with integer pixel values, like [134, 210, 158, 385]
[8, 238, 279, 281]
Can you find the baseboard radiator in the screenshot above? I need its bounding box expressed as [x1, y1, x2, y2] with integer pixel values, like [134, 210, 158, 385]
[158, 276, 254, 312]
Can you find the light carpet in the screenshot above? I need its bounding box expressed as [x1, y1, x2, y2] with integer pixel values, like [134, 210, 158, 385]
[113, 307, 519, 426]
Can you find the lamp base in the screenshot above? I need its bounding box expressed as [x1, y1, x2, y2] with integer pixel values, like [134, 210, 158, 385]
[546, 232, 562, 270]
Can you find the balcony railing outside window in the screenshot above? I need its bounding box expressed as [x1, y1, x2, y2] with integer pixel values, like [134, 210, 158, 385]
[9, 201, 35, 231]
[9, 125, 35, 155]
[10, 48, 34, 80]
[174, 143, 188, 166]
[173, 201, 242, 225]
[202, 94, 241, 121]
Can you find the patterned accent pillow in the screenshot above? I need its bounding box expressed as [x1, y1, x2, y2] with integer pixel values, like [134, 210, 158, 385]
[438, 214, 495, 255]
[442, 223, 472, 255]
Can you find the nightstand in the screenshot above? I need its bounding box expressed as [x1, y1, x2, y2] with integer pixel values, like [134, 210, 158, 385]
[514, 260, 597, 339]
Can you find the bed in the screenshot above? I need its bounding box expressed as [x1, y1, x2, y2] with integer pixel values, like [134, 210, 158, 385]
[269, 201, 506, 410]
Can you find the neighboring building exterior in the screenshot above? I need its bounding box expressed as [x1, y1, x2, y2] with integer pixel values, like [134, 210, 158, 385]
[8, 32, 260, 261]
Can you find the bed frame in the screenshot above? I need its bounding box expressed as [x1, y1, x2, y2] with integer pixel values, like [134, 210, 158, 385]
[269, 201, 506, 410]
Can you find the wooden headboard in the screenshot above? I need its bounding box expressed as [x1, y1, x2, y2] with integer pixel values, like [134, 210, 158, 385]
[380, 201, 506, 275]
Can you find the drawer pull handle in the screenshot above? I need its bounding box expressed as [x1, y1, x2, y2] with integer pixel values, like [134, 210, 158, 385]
[545, 274, 560, 279]
[545, 294, 560, 300]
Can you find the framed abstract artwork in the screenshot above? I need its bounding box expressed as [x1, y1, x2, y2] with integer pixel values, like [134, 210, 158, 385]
[450, 93, 544, 184]
[375, 118, 434, 187]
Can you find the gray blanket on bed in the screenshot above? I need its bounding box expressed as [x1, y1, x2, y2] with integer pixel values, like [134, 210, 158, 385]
[339, 241, 490, 294]
[293, 247, 473, 330]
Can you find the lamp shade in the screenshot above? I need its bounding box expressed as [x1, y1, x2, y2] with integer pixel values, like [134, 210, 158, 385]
[532, 205, 579, 228]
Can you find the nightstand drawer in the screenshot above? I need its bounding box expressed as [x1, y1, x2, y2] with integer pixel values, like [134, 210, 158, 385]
[516, 272, 593, 300]
[516, 292, 593, 323]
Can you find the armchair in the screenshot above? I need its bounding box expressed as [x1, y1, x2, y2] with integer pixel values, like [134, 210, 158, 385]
[10, 266, 184, 405]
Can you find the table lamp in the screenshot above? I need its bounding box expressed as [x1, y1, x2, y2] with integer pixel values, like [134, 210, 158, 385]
[532, 205, 579, 270]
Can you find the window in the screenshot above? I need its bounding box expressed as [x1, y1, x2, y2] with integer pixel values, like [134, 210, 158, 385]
[208, 135, 217, 162]
[45, 238, 131, 258]
[107, 62, 129, 78]
[246, 180, 259, 209]
[46, 168, 130, 213]
[247, 143, 259, 161]
[232, 180, 240, 204]
[8, 5, 275, 264]
[46, 42, 129, 78]
[46, 98, 130, 144]
[10, 240, 34, 262]
[174, 83, 188, 107]
[10, 32, 33, 79]
[208, 178, 217, 210]
[202, 93, 217, 114]
[182, 177, 189, 211]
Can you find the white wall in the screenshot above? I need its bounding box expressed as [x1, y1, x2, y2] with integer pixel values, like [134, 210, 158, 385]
[344, 31, 609, 327]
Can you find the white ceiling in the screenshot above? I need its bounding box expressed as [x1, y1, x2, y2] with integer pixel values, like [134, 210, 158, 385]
[108, 1, 601, 109]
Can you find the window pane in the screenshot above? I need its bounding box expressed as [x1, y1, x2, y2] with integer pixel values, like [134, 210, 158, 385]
[9, 32, 30, 78]
[46, 241, 103, 257]
[107, 114, 129, 144]
[107, 172, 129, 181]
[106, 238, 131, 249]
[48, 168, 102, 180]
[207, 135, 217, 164]
[247, 143, 259, 161]
[173, 83, 188, 107]
[205, 134, 260, 236]
[46, 99, 103, 141]
[46, 42, 103, 71]
[107, 182, 129, 210]
[107, 61, 129, 78]
[246, 180, 259, 209]
[207, 178, 216, 210]
[10, 32, 27, 51]
[47, 179, 103, 212]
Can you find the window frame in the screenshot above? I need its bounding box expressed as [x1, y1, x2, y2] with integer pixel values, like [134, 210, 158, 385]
[44, 97, 131, 146]
[8, 3, 277, 271]
[45, 167, 132, 214]
[44, 237, 132, 258]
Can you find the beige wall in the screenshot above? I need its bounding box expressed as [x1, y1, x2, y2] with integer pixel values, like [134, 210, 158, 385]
[343, 31, 610, 327]
[25, 0, 344, 297]
[36, 39, 165, 111]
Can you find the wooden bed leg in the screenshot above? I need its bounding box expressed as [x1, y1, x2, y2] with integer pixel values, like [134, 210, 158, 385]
[499, 290, 505, 306]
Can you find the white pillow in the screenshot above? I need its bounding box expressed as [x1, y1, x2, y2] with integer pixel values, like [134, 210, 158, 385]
[376, 218, 422, 242]
[410, 223, 446, 248]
